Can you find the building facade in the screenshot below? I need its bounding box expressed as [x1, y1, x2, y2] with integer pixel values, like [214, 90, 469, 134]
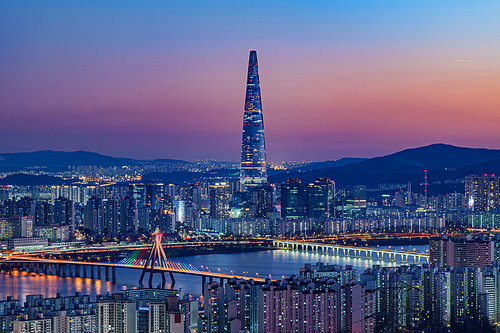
[240, 50, 267, 189]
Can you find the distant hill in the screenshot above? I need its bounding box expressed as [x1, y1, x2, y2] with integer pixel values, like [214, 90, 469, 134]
[335, 144, 500, 174]
[0, 173, 75, 186]
[269, 144, 500, 195]
[0, 150, 188, 171]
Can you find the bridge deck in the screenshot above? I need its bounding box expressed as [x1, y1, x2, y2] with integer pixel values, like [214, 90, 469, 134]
[1, 255, 268, 282]
[275, 240, 429, 256]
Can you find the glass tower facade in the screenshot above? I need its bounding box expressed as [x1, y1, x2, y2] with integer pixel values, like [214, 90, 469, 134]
[240, 50, 267, 188]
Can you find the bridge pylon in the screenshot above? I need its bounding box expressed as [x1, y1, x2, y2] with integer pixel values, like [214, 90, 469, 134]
[139, 228, 175, 289]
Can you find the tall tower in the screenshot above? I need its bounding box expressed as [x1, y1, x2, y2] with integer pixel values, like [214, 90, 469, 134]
[240, 50, 267, 189]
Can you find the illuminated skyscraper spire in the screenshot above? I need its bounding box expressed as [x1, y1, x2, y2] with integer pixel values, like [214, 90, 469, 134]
[240, 50, 267, 189]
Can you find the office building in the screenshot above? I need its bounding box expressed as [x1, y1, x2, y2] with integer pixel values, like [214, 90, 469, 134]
[306, 178, 333, 218]
[281, 178, 306, 218]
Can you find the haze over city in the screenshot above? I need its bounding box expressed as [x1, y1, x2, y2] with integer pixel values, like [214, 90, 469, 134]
[1, 1, 500, 162]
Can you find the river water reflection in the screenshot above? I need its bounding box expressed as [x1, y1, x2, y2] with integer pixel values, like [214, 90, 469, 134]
[0, 246, 428, 301]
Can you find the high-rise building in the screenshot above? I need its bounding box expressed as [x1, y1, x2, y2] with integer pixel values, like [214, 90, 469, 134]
[203, 282, 225, 333]
[306, 178, 333, 218]
[345, 185, 367, 219]
[240, 50, 267, 189]
[53, 197, 75, 234]
[129, 183, 145, 209]
[209, 182, 230, 219]
[120, 196, 138, 233]
[429, 235, 494, 269]
[84, 197, 103, 234]
[145, 183, 164, 209]
[466, 175, 500, 210]
[13, 315, 52, 333]
[451, 267, 481, 326]
[103, 198, 119, 234]
[8, 216, 33, 238]
[97, 294, 136, 333]
[281, 178, 306, 219]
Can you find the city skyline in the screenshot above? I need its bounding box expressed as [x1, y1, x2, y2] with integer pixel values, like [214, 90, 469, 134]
[1, 1, 499, 162]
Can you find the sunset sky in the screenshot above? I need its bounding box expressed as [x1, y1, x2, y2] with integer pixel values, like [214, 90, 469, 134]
[1, 1, 499, 162]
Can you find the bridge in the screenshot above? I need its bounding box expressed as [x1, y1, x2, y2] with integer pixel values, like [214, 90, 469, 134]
[272, 240, 429, 265]
[21, 239, 268, 255]
[0, 233, 270, 289]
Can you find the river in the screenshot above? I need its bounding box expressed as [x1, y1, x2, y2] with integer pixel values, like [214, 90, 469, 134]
[0, 245, 429, 302]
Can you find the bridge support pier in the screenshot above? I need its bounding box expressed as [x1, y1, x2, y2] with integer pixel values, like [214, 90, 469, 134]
[98, 266, 102, 279]
[202, 276, 206, 289]
[91, 266, 95, 279]
[75, 265, 80, 277]
[62, 265, 67, 277]
[112, 267, 116, 284]
[83, 266, 87, 278]
[167, 272, 175, 289]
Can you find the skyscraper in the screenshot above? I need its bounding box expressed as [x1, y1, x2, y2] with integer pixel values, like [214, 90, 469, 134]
[281, 178, 306, 219]
[240, 50, 267, 189]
